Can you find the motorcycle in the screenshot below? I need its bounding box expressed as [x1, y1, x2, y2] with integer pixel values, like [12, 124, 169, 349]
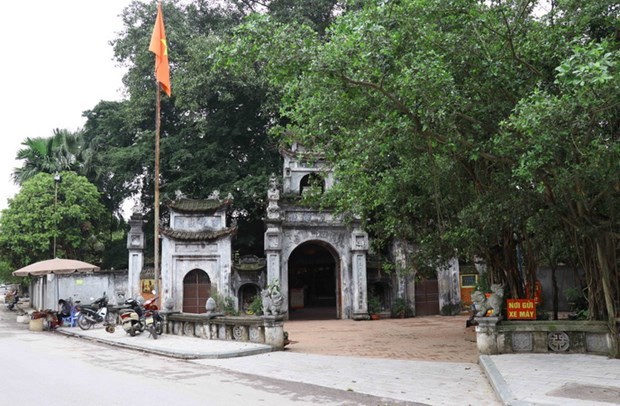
[76, 293, 113, 330]
[119, 298, 145, 337]
[143, 295, 163, 339]
[5, 291, 19, 311]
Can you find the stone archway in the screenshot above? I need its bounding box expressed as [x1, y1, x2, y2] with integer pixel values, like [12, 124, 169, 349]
[288, 241, 339, 320]
[183, 269, 211, 313]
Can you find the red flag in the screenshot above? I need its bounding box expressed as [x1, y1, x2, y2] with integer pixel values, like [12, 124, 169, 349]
[149, 3, 171, 96]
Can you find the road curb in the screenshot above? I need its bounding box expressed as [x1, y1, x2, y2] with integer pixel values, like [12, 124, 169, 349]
[55, 328, 274, 360]
[479, 355, 535, 406]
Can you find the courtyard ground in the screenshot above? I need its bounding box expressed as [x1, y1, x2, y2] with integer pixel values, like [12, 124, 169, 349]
[283, 314, 479, 363]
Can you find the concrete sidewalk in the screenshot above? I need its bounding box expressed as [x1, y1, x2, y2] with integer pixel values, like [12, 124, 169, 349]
[53, 324, 620, 405]
[56, 324, 273, 359]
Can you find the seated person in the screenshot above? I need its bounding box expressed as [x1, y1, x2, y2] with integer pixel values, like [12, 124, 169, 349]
[57, 299, 72, 325]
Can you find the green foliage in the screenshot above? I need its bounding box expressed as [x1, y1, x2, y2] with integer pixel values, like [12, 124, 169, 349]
[367, 294, 382, 314]
[105, 0, 285, 255]
[0, 259, 21, 285]
[218, 0, 620, 321]
[12, 129, 82, 185]
[440, 303, 461, 316]
[391, 297, 408, 318]
[0, 172, 107, 268]
[248, 294, 263, 316]
[211, 291, 239, 315]
[564, 287, 589, 317]
[474, 273, 490, 294]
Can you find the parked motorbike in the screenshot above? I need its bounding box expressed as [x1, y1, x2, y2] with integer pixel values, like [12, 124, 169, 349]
[76, 293, 113, 330]
[143, 295, 163, 339]
[5, 291, 19, 311]
[119, 298, 145, 337]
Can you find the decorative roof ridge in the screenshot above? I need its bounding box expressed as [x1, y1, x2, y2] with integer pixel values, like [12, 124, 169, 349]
[159, 226, 237, 241]
[168, 198, 232, 213]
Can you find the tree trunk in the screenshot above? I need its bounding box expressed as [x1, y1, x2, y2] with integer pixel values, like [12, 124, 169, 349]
[551, 263, 558, 320]
[595, 237, 619, 359]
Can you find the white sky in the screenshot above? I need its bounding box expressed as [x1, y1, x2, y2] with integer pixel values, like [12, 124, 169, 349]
[0, 1, 140, 210]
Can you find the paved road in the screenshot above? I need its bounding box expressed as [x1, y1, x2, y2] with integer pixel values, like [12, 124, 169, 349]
[0, 309, 421, 405]
[4, 302, 619, 405]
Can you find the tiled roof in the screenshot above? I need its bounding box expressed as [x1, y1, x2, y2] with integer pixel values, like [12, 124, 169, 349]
[168, 198, 230, 213]
[232, 256, 267, 271]
[159, 226, 236, 241]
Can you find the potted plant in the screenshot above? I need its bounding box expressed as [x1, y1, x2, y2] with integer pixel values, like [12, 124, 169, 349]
[368, 294, 382, 319]
[391, 297, 408, 318]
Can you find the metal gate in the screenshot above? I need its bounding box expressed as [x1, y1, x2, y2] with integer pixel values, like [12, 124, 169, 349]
[415, 278, 440, 316]
[183, 269, 211, 314]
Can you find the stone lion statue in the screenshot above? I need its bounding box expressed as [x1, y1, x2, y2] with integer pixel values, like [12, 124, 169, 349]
[472, 284, 504, 318]
[261, 289, 283, 316]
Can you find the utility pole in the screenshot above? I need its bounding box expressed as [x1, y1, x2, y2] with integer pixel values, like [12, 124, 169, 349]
[53, 173, 62, 258]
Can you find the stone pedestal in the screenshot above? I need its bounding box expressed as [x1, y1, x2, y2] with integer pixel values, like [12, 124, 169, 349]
[475, 317, 500, 355]
[263, 315, 285, 348]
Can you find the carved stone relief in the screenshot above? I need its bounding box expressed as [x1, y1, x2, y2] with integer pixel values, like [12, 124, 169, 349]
[548, 331, 570, 352]
[512, 332, 533, 352]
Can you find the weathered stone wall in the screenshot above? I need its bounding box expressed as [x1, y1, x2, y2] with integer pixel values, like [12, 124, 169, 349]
[475, 318, 615, 356]
[164, 313, 285, 348]
[31, 270, 128, 311]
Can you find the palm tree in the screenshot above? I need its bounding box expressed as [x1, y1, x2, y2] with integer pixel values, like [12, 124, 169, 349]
[12, 129, 83, 185]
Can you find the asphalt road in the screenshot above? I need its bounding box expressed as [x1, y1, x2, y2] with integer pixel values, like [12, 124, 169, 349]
[0, 308, 420, 406]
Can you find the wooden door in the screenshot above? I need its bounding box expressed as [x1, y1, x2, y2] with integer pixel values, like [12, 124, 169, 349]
[183, 269, 211, 313]
[415, 278, 440, 316]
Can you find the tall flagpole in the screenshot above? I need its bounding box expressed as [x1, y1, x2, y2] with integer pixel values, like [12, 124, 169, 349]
[154, 82, 161, 296]
[150, 0, 169, 302]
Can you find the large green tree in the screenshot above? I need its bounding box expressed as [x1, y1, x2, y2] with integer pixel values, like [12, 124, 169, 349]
[215, 0, 619, 330]
[12, 129, 83, 185]
[93, 0, 341, 254]
[0, 172, 108, 268]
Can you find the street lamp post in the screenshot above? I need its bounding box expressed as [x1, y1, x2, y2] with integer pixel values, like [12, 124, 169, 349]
[53, 173, 61, 258]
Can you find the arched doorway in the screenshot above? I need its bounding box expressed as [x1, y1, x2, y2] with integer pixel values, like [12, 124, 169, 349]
[288, 241, 339, 320]
[183, 269, 211, 313]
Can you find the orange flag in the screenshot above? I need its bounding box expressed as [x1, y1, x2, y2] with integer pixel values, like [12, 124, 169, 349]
[149, 3, 171, 96]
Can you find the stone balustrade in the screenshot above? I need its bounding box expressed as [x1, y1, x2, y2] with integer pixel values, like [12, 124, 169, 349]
[475, 317, 616, 356]
[162, 312, 286, 348]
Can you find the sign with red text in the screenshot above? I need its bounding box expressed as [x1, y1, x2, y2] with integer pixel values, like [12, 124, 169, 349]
[506, 299, 537, 320]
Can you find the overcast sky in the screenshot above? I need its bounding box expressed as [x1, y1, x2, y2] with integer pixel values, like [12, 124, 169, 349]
[0, 1, 140, 210]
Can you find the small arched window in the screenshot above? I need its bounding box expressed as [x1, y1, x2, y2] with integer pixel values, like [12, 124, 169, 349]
[300, 173, 324, 196]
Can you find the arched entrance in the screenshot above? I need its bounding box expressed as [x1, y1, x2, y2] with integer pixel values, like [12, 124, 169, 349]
[183, 269, 211, 313]
[288, 241, 339, 320]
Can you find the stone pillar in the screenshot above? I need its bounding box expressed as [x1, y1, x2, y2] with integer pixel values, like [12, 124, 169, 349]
[475, 317, 500, 355]
[263, 315, 285, 348]
[351, 227, 369, 320]
[127, 213, 145, 300]
[437, 257, 461, 315]
[265, 174, 284, 312]
[265, 231, 282, 285]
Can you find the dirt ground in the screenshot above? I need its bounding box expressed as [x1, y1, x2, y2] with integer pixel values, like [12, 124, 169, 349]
[283, 314, 479, 363]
